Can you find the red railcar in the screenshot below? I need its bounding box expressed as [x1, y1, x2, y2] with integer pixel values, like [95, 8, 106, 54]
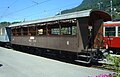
[103, 21, 120, 52]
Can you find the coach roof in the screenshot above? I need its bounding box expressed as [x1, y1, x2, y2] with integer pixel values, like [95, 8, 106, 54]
[9, 9, 111, 27]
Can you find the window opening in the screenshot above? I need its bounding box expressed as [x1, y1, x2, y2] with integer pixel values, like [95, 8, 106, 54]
[37, 25, 46, 35]
[28, 26, 36, 36]
[47, 23, 60, 35]
[105, 27, 115, 36]
[118, 27, 120, 36]
[16, 28, 21, 36]
[11, 28, 16, 36]
[22, 27, 28, 35]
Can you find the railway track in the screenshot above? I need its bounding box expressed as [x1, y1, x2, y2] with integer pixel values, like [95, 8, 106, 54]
[30, 49, 120, 73]
[0, 47, 114, 77]
[2, 45, 120, 73]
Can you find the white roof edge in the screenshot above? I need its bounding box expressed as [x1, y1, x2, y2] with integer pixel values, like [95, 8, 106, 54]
[9, 9, 92, 27]
[104, 21, 120, 24]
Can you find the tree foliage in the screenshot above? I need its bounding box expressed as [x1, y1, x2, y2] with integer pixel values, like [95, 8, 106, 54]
[0, 21, 21, 27]
[0, 22, 11, 27]
[61, 0, 120, 20]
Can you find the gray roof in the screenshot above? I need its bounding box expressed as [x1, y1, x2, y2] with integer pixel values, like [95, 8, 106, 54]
[9, 9, 92, 27]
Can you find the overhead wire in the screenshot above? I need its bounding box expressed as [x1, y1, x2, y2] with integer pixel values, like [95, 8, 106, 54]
[1, 0, 52, 19]
[31, 0, 39, 4]
[0, 0, 18, 20]
[9, 1, 80, 21]
[8, 0, 18, 7]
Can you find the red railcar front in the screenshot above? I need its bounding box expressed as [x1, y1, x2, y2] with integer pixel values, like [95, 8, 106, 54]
[103, 21, 120, 50]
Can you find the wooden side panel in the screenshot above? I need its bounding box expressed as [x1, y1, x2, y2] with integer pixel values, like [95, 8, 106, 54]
[93, 20, 104, 48]
[11, 36, 23, 45]
[35, 36, 78, 52]
[78, 17, 89, 49]
[11, 36, 78, 52]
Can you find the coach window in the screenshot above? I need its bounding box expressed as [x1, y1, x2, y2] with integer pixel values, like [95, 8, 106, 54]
[37, 25, 46, 35]
[51, 28, 60, 35]
[28, 26, 36, 36]
[60, 20, 77, 35]
[61, 26, 72, 35]
[11, 28, 16, 36]
[48, 23, 60, 35]
[0, 28, 5, 35]
[72, 26, 77, 35]
[105, 27, 115, 36]
[51, 25, 60, 35]
[22, 27, 28, 35]
[16, 27, 21, 36]
[118, 27, 120, 36]
[2, 28, 5, 35]
[61, 26, 77, 35]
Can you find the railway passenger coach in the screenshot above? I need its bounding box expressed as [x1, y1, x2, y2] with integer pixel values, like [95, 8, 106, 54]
[9, 9, 111, 63]
[0, 26, 11, 47]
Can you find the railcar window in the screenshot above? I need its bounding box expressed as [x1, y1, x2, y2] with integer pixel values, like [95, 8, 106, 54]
[11, 28, 17, 36]
[105, 27, 115, 36]
[29, 26, 36, 36]
[51, 28, 60, 35]
[38, 29, 43, 35]
[0, 28, 5, 35]
[72, 26, 77, 35]
[48, 24, 60, 35]
[118, 27, 120, 36]
[61, 27, 72, 35]
[0, 28, 2, 35]
[16, 28, 21, 36]
[22, 27, 28, 35]
[37, 26, 46, 35]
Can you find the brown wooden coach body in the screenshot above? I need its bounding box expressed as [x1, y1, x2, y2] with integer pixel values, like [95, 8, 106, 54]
[9, 9, 111, 58]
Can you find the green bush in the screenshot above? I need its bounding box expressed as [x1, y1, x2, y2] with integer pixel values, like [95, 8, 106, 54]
[106, 55, 120, 77]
